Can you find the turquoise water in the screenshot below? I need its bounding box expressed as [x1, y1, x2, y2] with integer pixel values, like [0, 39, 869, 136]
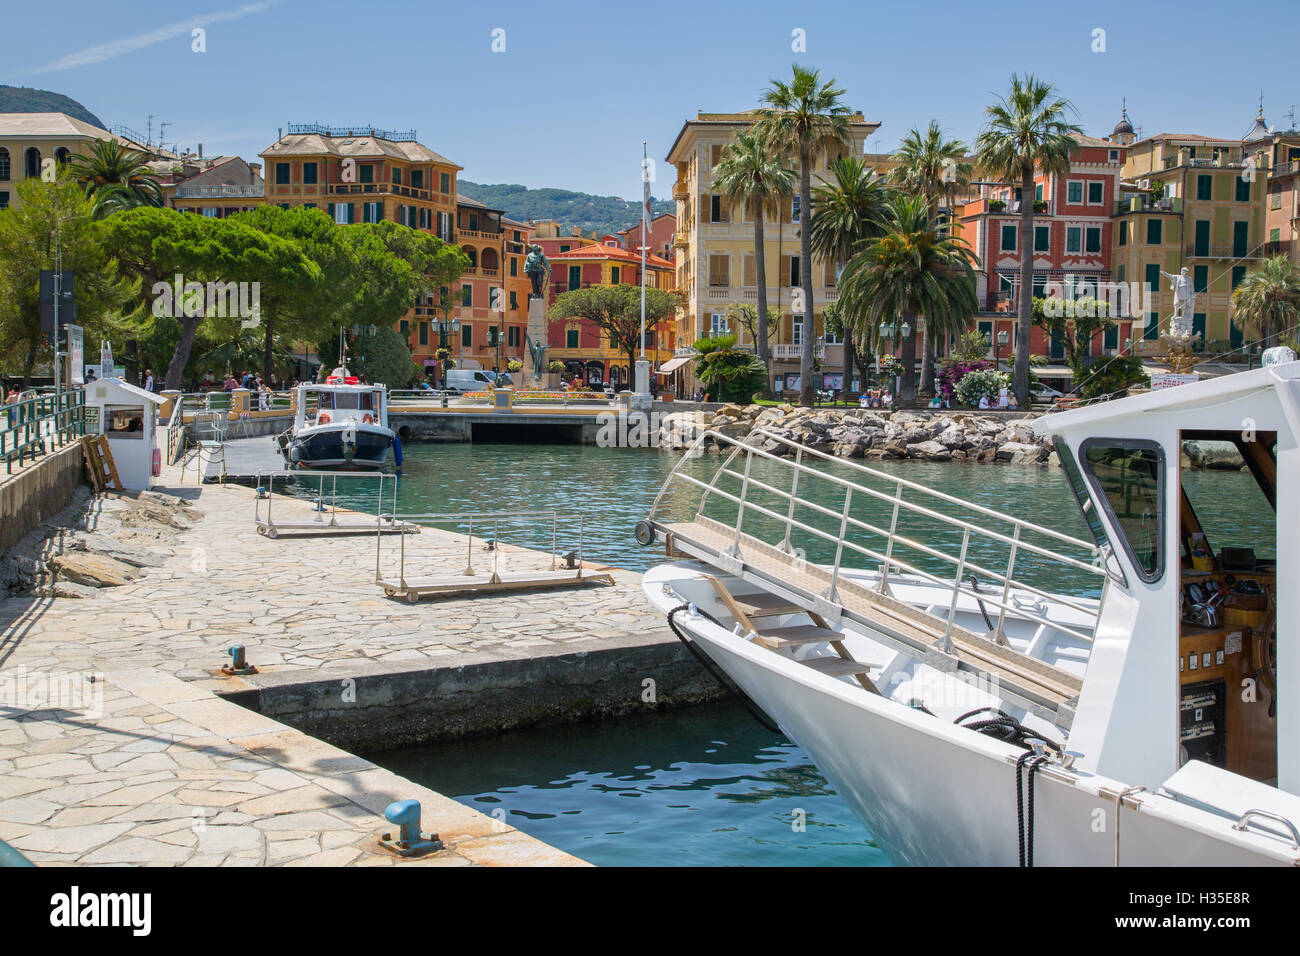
[371, 700, 886, 867]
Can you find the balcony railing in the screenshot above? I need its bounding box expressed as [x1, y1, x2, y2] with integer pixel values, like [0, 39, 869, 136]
[1113, 196, 1180, 216]
[174, 184, 264, 199]
[773, 342, 826, 360]
[1271, 160, 1300, 178]
[323, 182, 433, 200]
[1263, 240, 1293, 257]
[1185, 244, 1259, 259]
[457, 227, 504, 241]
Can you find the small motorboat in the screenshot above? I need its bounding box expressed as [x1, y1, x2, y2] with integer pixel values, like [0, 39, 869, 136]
[279, 370, 399, 470]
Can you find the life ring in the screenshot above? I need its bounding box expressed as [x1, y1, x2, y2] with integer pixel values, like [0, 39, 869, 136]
[318, 412, 331, 424]
[362, 413, 373, 424]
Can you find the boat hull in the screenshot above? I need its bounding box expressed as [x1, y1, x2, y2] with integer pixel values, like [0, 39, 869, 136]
[646, 565, 1294, 866]
[285, 422, 393, 470]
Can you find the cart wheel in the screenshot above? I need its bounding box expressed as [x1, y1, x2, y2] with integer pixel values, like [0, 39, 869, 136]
[256, 526, 267, 536]
[267, 528, 279, 539]
[405, 591, 419, 604]
[383, 587, 395, 598]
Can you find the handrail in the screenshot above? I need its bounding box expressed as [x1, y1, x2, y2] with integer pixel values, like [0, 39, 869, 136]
[375, 509, 589, 590]
[648, 427, 1110, 647]
[2, 389, 86, 474]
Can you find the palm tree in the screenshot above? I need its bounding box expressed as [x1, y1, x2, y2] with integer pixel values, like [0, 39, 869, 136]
[974, 75, 1081, 404]
[811, 156, 889, 399]
[69, 139, 164, 218]
[838, 195, 979, 403]
[711, 124, 795, 375]
[759, 64, 854, 407]
[1231, 254, 1300, 350]
[889, 122, 972, 393]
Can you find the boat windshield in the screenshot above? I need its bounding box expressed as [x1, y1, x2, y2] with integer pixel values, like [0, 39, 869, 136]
[327, 391, 373, 411]
[1080, 439, 1164, 582]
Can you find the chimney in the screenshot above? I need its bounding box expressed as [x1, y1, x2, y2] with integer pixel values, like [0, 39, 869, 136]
[278, 127, 283, 144]
[198, 143, 204, 159]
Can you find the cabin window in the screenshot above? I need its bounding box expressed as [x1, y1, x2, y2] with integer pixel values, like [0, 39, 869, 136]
[1054, 438, 1116, 571]
[1080, 439, 1165, 582]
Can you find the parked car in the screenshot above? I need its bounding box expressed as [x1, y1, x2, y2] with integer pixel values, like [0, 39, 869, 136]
[443, 369, 497, 394]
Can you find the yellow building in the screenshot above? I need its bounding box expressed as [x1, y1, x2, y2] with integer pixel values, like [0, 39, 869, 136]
[1114, 119, 1271, 352]
[0, 112, 117, 210]
[666, 109, 880, 394]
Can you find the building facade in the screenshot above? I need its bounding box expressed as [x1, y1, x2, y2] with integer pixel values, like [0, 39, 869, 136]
[543, 239, 676, 388]
[961, 130, 1130, 366]
[666, 110, 881, 395]
[1264, 129, 1300, 267]
[1114, 121, 1269, 352]
[0, 112, 116, 210]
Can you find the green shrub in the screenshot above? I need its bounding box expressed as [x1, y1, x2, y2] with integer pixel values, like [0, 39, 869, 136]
[954, 368, 1010, 406]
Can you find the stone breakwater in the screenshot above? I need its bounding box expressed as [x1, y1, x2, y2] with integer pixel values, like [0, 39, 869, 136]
[660, 404, 1060, 466]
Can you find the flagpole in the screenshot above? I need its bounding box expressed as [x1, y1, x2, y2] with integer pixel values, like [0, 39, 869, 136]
[640, 141, 647, 362]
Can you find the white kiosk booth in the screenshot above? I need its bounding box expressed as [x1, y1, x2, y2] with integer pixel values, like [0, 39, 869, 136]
[84, 378, 165, 490]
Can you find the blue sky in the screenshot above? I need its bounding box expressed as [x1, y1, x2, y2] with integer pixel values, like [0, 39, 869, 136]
[5, 0, 1297, 199]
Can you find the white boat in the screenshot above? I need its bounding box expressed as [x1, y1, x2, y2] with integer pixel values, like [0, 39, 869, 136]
[280, 372, 399, 470]
[637, 354, 1299, 865]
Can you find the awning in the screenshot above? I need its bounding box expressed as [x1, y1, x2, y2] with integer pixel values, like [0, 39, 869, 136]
[656, 356, 691, 375]
[1031, 365, 1074, 378]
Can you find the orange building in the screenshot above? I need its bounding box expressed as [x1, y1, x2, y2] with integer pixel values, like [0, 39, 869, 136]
[617, 212, 676, 261]
[544, 239, 676, 388]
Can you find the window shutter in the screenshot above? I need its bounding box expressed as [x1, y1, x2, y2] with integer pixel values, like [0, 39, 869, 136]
[375, 200, 383, 221]
[328, 202, 335, 218]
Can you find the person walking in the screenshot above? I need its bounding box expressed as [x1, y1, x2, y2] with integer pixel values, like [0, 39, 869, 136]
[143, 369, 155, 393]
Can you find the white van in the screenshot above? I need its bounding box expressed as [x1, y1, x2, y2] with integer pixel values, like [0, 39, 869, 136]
[443, 369, 497, 395]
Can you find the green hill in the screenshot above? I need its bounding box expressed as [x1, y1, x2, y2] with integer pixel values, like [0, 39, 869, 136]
[457, 180, 673, 238]
[0, 86, 106, 129]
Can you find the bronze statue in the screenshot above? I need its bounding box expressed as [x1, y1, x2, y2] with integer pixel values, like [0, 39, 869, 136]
[524, 244, 550, 298]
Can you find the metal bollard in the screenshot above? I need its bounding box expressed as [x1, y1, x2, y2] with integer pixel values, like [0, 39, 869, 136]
[379, 799, 443, 858]
[220, 644, 258, 676]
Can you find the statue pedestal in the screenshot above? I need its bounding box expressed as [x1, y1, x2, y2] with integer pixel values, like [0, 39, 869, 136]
[631, 358, 652, 410]
[523, 295, 547, 384]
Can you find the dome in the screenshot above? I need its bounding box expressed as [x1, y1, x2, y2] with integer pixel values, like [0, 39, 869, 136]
[1112, 106, 1134, 137]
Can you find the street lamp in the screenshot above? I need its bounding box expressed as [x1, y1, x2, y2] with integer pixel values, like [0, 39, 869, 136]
[994, 329, 1009, 369]
[434, 290, 461, 391]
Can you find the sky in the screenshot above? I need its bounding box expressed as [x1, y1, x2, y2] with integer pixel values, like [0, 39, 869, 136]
[4, 0, 1298, 199]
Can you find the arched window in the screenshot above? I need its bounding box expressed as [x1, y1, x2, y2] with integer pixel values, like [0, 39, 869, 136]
[55, 147, 71, 165]
[0, 148, 9, 181]
[465, 248, 478, 269]
[24, 147, 41, 179]
[481, 248, 499, 271]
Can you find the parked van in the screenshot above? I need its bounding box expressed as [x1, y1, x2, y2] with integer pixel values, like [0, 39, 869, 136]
[443, 369, 496, 394]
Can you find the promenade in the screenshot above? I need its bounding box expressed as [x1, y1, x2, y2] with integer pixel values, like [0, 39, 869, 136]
[0, 461, 692, 866]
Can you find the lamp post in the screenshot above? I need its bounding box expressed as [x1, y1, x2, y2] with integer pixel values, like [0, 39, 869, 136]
[994, 329, 1009, 369]
[435, 289, 461, 391]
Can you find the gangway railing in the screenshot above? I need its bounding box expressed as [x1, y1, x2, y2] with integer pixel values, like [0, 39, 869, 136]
[374, 510, 612, 602]
[647, 427, 1116, 651]
[252, 469, 413, 540]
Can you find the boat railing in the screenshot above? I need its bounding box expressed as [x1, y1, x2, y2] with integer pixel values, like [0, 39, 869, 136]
[374, 510, 589, 590]
[649, 427, 1113, 647]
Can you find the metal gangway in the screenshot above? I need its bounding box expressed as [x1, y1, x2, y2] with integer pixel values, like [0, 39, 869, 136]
[641, 427, 1123, 726]
[375, 510, 614, 603]
[253, 469, 417, 538]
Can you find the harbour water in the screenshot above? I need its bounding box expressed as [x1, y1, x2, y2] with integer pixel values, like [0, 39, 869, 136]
[372, 699, 887, 867]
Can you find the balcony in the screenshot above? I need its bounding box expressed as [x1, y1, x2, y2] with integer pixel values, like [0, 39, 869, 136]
[1113, 196, 1180, 216]
[673, 231, 690, 248]
[1271, 160, 1300, 178]
[672, 181, 690, 201]
[1185, 244, 1260, 259]
[773, 342, 826, 360]
[324, 182, 434, 200]
[174, 183, 264, 199]
[1263, 240, 1293, 257]
[457, 227, 504, 242]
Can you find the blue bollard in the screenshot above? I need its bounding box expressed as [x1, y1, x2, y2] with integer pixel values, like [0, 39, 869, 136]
[379, 799, 443, 858]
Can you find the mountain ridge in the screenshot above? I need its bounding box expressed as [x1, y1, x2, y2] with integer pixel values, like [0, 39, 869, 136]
[457, 180, 673, 238]
[0, 86, 106, 130]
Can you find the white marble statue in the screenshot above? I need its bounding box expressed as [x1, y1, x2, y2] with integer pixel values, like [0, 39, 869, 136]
[1161, 267, 1196, 335]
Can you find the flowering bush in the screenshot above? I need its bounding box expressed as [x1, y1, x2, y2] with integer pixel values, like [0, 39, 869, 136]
[936, 358, 990, 401]
[876, 354, 905, 378]
[954, 368, 1010, 407]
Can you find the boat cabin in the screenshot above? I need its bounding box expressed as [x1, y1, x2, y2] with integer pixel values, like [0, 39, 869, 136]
[293, 377, 388, 432]
[1036, 356, 1297, 796]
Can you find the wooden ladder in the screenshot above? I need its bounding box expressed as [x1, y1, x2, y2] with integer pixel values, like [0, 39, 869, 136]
[80, 435, 124, 492]
[703, 575, 882, 695]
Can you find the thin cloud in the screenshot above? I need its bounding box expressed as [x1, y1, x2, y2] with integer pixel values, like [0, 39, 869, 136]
[33, 1, 281, 74]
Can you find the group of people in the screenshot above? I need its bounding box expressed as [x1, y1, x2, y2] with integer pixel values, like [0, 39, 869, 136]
[859, 387, 894, 410]
[977, 390, 1019, 410]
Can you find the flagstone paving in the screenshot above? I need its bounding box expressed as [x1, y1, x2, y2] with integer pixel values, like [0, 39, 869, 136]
[0, 462, 673, 865]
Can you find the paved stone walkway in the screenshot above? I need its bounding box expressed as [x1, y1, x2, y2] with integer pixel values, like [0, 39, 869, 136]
[0, 460, 671, 865]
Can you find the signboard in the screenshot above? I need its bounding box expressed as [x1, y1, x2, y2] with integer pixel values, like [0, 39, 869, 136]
[100, 341, 117, 377]
[67, 325, 84, 385]
[38, 270, 74, 334]
[1150, 373, 1199, 390]
[84, 404, 100, 434]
